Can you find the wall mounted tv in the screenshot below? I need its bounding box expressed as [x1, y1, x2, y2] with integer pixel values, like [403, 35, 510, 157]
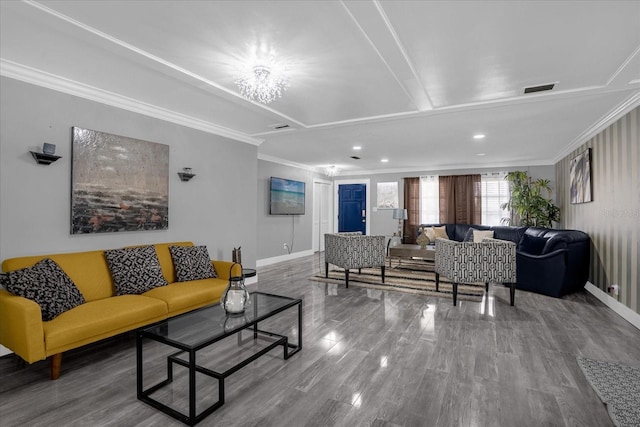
[270, 177, 305, 215]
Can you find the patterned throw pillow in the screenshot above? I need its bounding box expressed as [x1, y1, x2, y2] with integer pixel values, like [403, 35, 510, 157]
[104, 246, 168, 295]
[473, 230, 494, 243]
[5, 258, 85, 321]
[169, 245, 217, 282]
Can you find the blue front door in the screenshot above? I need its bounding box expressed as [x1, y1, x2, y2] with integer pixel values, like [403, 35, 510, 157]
[338, 184, 366, 234]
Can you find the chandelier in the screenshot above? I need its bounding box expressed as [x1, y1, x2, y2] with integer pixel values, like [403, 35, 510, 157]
[324, 165, 341, 177]
[235, 58, 289, 104]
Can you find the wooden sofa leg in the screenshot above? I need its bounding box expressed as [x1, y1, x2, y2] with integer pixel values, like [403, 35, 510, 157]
[435, 273, 440, 292]
[453, 283, 458, 306]
[381, 266, 385, 283]
[50, 353, 62, 380]
[325, 262, 329, 278]
[345, 270, 349, 288]
[485, 282, 489, 292]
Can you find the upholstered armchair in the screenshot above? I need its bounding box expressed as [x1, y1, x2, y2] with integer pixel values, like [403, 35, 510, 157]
[324, 232, 386, 287]
[434, 238, 517, 306]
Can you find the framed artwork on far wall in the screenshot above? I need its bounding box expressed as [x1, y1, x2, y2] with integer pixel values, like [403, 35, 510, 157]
[71, 127, 169, 234]
[569, 147, 592, 204]
[377, 181, 399, 209]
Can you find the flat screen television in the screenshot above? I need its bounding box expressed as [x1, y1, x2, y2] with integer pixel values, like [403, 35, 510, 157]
[270, 177, 305, 215]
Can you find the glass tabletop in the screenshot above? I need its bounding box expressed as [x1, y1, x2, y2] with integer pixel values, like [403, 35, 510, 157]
[139, 292, 301, 350]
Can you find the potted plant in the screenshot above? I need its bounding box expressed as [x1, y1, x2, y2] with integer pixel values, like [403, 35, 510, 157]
[501, 171, 560, 228]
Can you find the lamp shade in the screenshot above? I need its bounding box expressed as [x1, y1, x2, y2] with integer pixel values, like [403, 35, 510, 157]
[392, 208, 408, 220]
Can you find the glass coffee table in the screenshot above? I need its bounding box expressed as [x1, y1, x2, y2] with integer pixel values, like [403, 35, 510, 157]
[136, 292, 302, 426]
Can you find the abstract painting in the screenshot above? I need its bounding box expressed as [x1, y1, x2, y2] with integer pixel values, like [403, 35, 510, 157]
[71, 127, 169, 234]
[570, 148, 592, 204]
[377, 181, 399, 209]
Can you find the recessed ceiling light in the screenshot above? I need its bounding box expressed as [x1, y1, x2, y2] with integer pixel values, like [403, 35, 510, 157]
[381, 158, 389, 163]
[473, 134, 485, 140]
[353, 146, 362, 150]
[477, 153, 486, 156]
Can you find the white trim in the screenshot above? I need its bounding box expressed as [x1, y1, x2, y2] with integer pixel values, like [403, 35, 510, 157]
[257, 250, 315, 267]
[0, 344, 11, 357]
[257, 153, 319, 172]
[552, 90, 640, 163]
[0, 59, 263, 146]
[585, 281, 640, 331]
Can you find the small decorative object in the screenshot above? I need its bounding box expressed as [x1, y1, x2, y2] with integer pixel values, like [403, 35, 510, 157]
[42, 143, 56, 155]
[232, 246, 242, 264]
[416, 226, 430, 249]
[220, 263, 250, 315]
[223, 313, 248, 332]
[178, 167, 195, 182]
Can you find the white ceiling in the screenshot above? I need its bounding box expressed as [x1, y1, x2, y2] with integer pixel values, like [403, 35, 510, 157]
[2, 0, 639, 174]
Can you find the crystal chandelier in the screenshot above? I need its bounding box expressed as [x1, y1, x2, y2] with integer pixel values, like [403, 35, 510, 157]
[235, 58, 289, 104]
[324, 165, 341, 177]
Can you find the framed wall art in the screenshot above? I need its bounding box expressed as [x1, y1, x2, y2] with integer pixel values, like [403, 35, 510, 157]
[569, 147, 592, 204]
[71, 127, 169, 234]
[377, 181, 399, 209]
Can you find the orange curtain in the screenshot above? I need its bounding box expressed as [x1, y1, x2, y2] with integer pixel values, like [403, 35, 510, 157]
[439, 174, 482, 224]
[403, 177, 420, 243]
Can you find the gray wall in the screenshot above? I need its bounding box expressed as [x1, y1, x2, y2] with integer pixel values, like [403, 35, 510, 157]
[556, 106, 639, 315]
[0, 77, 257, 267]
[257, 159, 325, 259]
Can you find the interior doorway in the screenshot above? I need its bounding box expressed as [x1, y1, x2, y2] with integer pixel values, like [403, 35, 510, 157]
[312, 179, 332, 253]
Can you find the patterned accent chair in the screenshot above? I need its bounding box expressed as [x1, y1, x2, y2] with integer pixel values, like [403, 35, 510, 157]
[434, 238, 517, 306]
[324, 232, 386, 288]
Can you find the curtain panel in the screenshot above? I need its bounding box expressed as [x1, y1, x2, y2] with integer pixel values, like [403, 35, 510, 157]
[403, 177, 420, 243]
[438, 174, 482, 224]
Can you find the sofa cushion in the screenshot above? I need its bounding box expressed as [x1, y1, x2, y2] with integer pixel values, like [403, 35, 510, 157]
[43, 295, 168, 353]
[518, 234, 547, 255]
[432, 226, 449, 240]
[5, 258, 85, 321]
[104, 246, 168, 296]
[143, 278, 226, 315]
[169, 245, 217, 282]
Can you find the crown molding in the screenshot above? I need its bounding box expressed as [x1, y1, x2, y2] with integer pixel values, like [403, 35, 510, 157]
[551, 90, 640, 164]
[257, 153, 319, 172]
[0, 59, 263, 146]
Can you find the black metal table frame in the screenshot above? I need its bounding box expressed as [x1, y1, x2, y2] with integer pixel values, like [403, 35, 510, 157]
[136, 293, 302, 426]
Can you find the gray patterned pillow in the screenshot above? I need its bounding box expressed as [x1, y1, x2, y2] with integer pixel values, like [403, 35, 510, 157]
[104, 246, 168, 295]
[5, 258, 86, 321]
[169, 245, 217, 282]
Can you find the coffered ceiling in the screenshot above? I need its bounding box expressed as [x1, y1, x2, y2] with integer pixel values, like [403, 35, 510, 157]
[1, 1, 639, 174]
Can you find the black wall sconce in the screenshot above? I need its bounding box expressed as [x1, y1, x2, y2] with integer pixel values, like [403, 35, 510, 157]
[178, 167, 195, 182]
[30, 143, 61, 165]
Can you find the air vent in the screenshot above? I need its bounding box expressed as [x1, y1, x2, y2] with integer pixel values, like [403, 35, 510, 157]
[268, 123, 291, 130]
[350, 156, 361, 160]
[524, 83, 555, 94]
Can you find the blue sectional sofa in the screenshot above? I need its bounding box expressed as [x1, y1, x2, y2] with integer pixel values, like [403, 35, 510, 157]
[419, 223, 590, 298]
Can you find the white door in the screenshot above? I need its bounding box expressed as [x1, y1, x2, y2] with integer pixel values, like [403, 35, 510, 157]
[313, 180, 332, 252]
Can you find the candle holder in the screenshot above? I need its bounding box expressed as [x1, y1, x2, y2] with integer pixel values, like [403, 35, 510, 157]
[220, 263, 250, 315]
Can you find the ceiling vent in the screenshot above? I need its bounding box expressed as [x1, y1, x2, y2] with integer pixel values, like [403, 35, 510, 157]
[268, 123, 291, 130]
[524, 83, 555, 94]
[350, 156, 361, 160]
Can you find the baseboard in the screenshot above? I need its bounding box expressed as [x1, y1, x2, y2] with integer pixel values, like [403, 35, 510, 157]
[0, 344, 12, 357]
[585, 281, 640, 331]
[257, 250, 315, 267]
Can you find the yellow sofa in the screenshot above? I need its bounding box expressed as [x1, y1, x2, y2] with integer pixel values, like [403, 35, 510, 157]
[0, 242, 239, 380]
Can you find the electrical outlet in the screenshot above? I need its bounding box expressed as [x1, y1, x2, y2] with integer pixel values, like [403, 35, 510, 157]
[283, 243, 288, 250]
[612, 284, 619, 296]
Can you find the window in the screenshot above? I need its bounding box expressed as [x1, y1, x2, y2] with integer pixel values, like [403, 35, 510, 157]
[481, 172, 510, 226]
[419, 175, 439, 224]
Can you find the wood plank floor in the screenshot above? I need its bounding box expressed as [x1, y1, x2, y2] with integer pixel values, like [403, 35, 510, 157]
[1, 253, 639, 426]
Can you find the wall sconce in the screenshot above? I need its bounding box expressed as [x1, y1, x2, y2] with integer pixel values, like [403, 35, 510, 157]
[177, 167, 195, 182]
[30, 143, 61, 165]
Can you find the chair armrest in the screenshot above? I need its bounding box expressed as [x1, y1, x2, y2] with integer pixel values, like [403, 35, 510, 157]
[212, 260, 241, 280]
[0, 289, 46, 363]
